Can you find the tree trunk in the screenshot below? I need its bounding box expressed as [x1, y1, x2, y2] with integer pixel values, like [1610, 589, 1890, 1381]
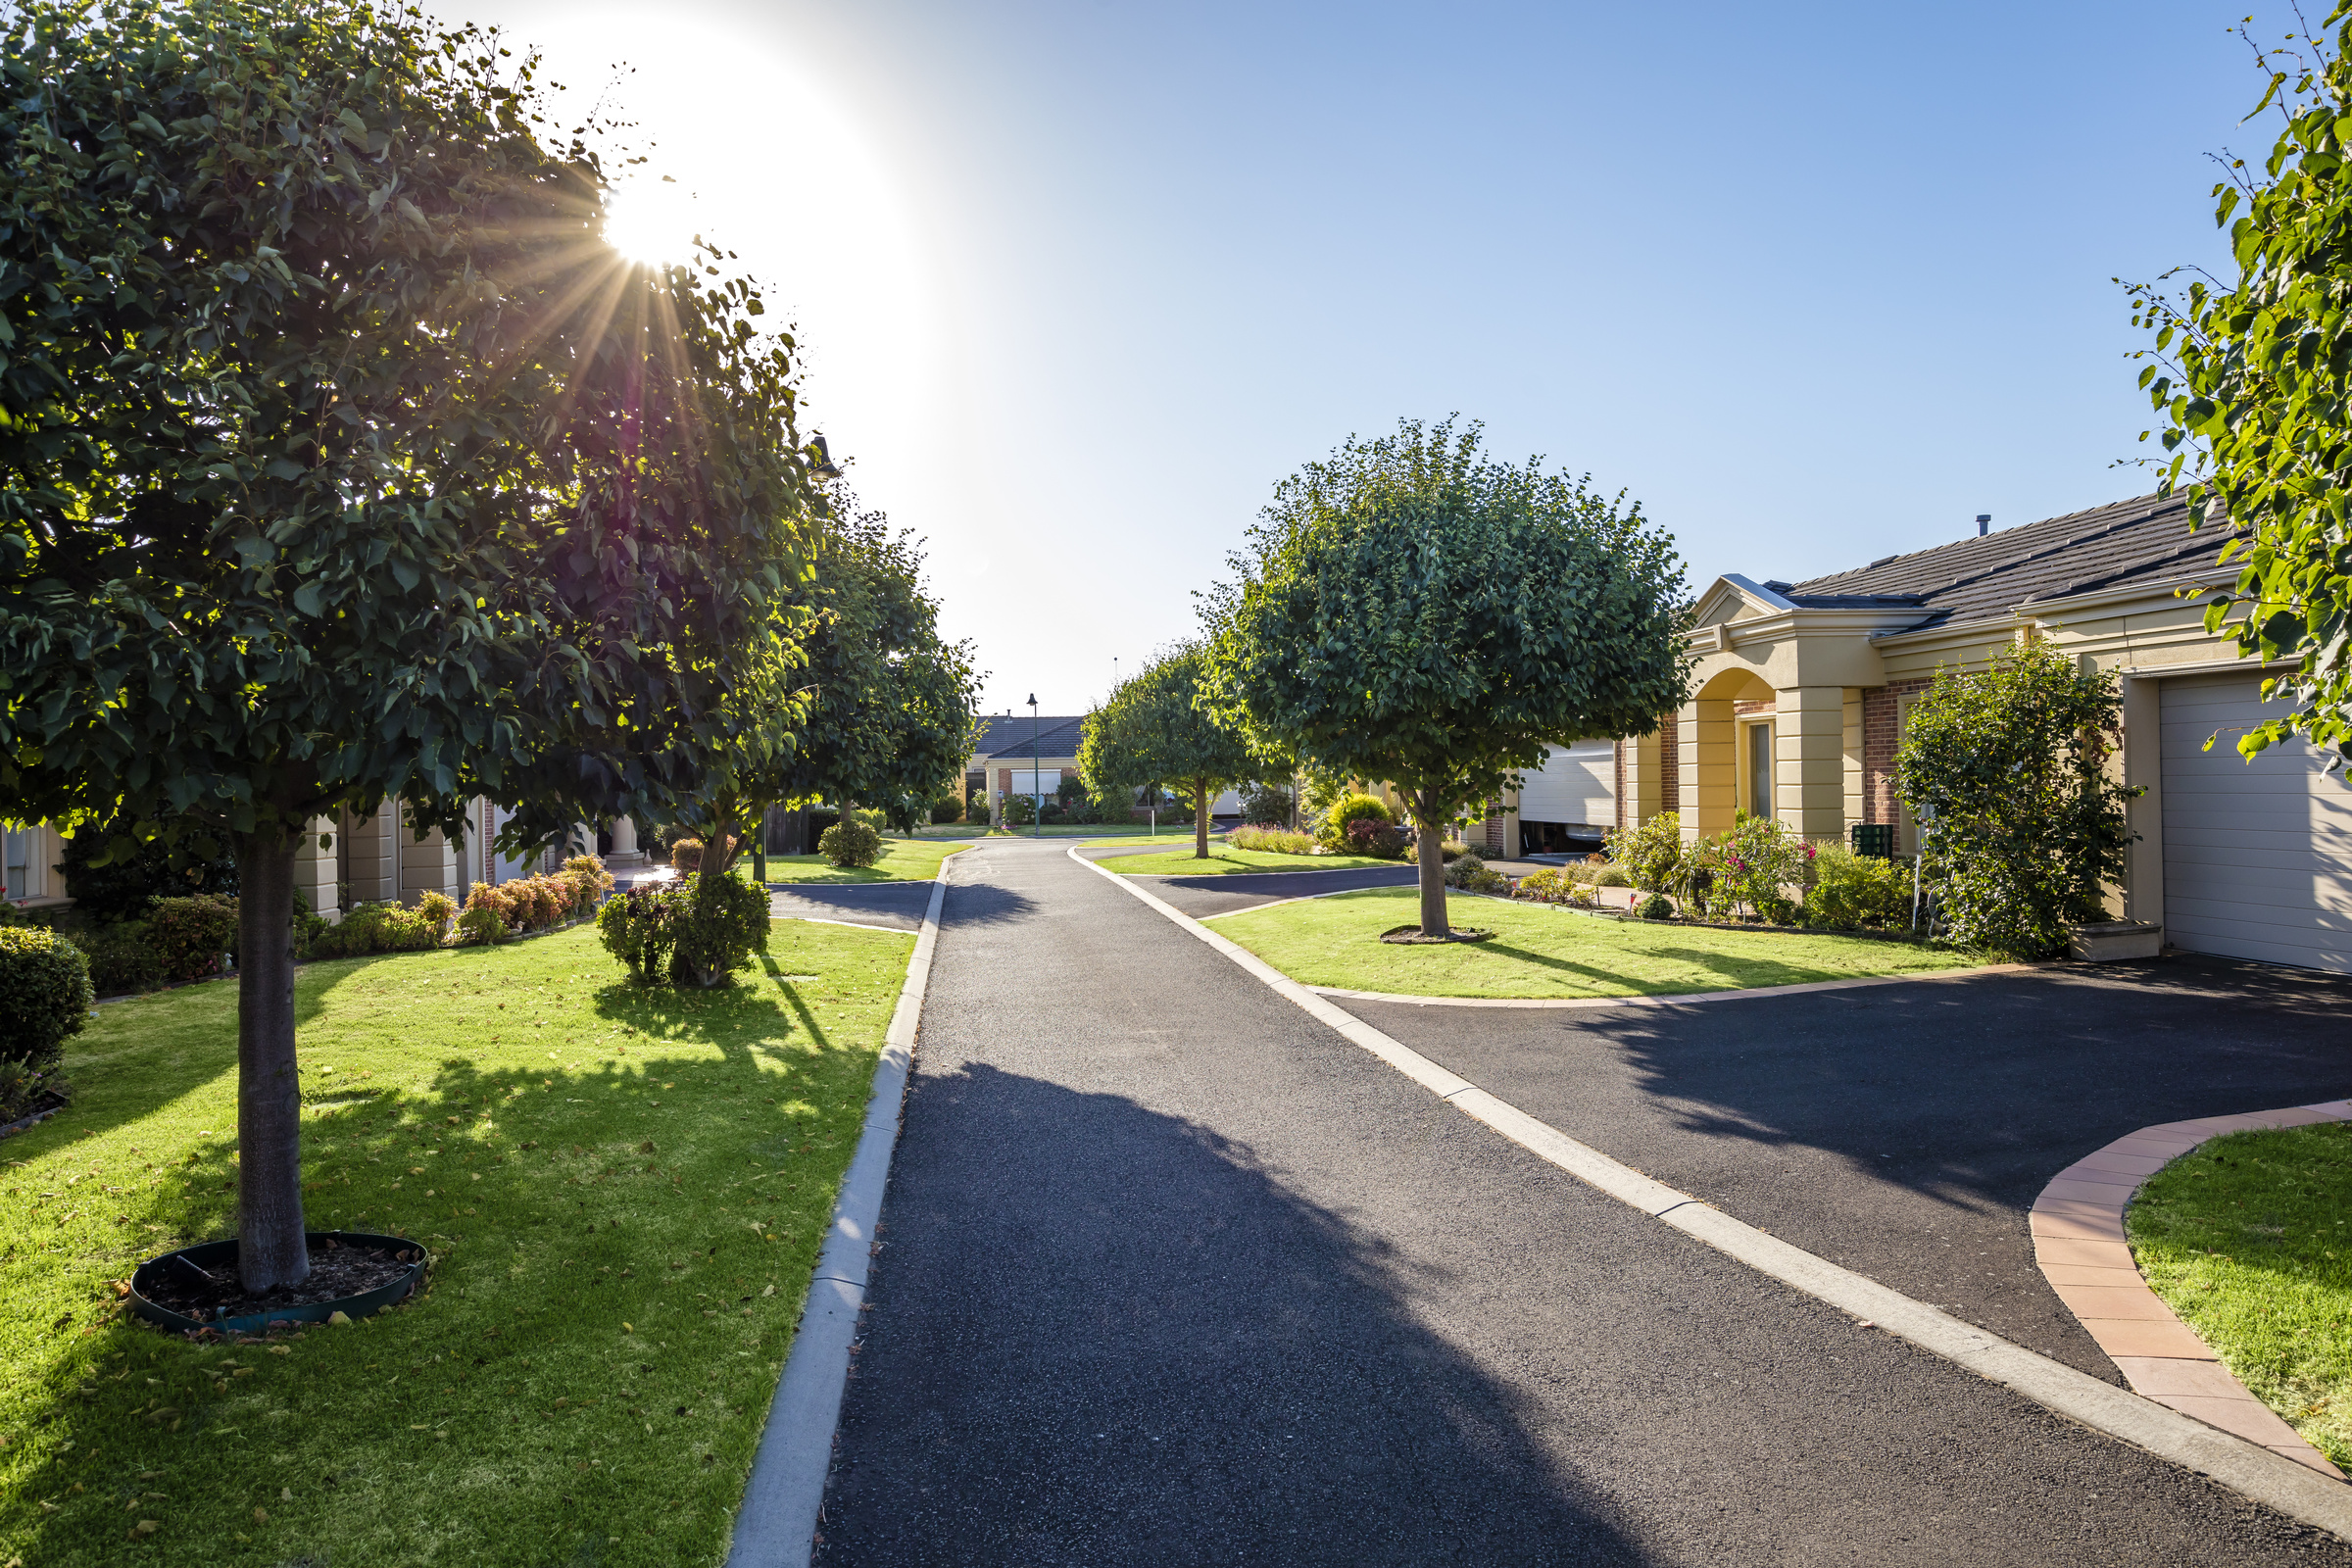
[1195, 777, 1211, 858]
[235, 822, 309, 1291]
[1415, 797, 1449, 938]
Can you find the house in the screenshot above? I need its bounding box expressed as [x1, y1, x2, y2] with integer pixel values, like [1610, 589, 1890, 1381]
[1491, 491, 2351, 973]
[2, 798, 612, 923]
[964, 712, 1246, 825]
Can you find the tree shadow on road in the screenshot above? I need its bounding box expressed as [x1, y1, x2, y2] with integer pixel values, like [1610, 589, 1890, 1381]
[816, 1061, 1648, 1567]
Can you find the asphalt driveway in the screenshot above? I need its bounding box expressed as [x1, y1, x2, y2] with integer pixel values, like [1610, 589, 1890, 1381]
[1354, 956, 2352, 1380]
[809, 839, 2348, 1565]
[766, 881, 937, 932]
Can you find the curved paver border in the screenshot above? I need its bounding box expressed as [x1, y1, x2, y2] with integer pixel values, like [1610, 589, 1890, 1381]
[2034, 1102, 2352, 1479]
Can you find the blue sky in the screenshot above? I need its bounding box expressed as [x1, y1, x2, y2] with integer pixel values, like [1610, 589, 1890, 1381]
[471, 0, 2284, 715]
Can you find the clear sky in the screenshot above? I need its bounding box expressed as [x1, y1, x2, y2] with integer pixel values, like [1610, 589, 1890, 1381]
[466, 0, 2282, 717]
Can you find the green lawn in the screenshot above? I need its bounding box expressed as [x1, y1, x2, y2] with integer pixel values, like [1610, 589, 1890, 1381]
[0, 917, 912, 1568]
[1097, 846, 1401, 876]
[1212, 887, 1978, 999]
[1075, 829, 1220, 849]
[759, 838, 966, 884]
[2128, 1122, 2352, 1470]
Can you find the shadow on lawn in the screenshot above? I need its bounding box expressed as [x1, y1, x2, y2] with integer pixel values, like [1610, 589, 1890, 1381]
[816, 1060, 1647, 1565]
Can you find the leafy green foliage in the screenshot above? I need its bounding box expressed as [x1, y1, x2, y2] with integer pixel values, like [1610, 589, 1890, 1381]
[0, 926, 89, 1066]
[2126, 16, 2352, 768]
[1080, 643, 1260, 858]
[596, 887, 675, 984]
[669, 871, 771, 989]
[1637, 892, 1675, 921]
[73, 923, 166, 998]
[1713, 812, 1814, 921]
[306, 901, 443, 960]
[818, 818, 884, 869]
[1203, 418, 1690, 933]
[1228, 824, 1318, 854]
[57, 817, 238, 922]
[1802, 843, 1913, 929]
[1318, 792, 1394, 848]
[1893, 639, 2137, 958]
[1603, 810, 1683, 892]
[145, 894, 238, 982]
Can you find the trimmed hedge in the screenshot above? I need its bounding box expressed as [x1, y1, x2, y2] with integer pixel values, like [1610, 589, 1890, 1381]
[0, 926, 93, 1068]
[818, 817, 883, 868]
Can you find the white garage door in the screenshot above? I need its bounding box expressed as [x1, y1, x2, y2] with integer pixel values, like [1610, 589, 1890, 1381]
[2161, 671, 2352, 972]
[1517, 739, 1616, 827]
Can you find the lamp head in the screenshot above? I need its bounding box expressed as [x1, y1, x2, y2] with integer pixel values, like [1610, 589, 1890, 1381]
[1025, 693, 1037, 708]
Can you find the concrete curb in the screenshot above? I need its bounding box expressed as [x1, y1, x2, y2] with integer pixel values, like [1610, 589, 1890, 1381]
[726, 861, 951, 1567]
[2032, 1102, 2352, 1478]
[1068, 846, 2352, 1542]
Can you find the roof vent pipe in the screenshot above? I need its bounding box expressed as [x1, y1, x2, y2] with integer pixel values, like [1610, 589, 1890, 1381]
[1976, 514, 1991, 536]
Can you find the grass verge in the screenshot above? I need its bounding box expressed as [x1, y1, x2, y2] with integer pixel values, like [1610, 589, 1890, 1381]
[1096, 847, 1401, 876]
[0, 917, 912, 1568]
[760, 839, 966, 884]
[2127, 1122, 2352, 1469]
[1212, 886, 1978, 999]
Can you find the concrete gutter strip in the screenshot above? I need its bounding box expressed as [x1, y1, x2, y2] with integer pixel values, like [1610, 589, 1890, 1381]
[1068, 847, 2352, 1543]
[727, 866, 951, 1568]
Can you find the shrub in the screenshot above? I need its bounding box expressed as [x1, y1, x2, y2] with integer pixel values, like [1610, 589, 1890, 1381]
[0, 926, 92, 1068]
[306, 900, 442, 959]
[597, 886, 675, 983]
[1636, 892, 1675, 920]
[0, 1056, 69, 1122]
[1713, 812, 1814, 920]
[1320, 792, 1393, 848]
[57, 814, 239, 922]
[1593, 865, 1631, 888]
[1405, 838, 1469, 865]
[669, 872, 771, 988]
[1514, 866, 1571, 901]
[1603, 811, 1683, 892]
[1229, 823, 1318, 855]
[456, 884, 511, 945]
[561, 856, 614, 917]
[75, 923, 165, 997]
[1002, 792, 1037, 826]
[1240, 781, 1295, 825]
[416, 889, 458, 939]
[670, 838, 704, 874]
[1445, 854, 1507, 893]
[819, 817, 884, 869]
[931, 795, 964, 825]
[1803, 844, 1913, 929]
[1342, 818, 1406, 859]
[147, 894, 239, 983]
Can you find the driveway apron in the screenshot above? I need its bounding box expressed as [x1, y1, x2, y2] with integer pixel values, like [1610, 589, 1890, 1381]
[812, 839, 2347, 1566]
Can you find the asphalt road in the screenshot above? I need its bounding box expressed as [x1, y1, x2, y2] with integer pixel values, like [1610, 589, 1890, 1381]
[1356, 959, 2352, 1382]
[813, 838, 2349, 1566]
[1075, 845, 1417, 919]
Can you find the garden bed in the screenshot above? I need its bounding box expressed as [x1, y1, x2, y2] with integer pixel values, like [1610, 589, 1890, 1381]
[0, 917, 912, 1567]
[1213, 886, 1978, 1000]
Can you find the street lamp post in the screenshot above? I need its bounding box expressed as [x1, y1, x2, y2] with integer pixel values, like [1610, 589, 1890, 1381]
[1026, 694, 1041, 838]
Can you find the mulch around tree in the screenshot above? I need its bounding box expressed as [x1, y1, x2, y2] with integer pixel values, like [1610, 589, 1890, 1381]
[138, 1236, 417, 1324]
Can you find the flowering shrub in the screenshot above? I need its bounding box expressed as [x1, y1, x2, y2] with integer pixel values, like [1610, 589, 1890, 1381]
[147, 894, 239, 982]
[1229, 824, 1318, 855]
[1343, 817, 1406, 859]
[1603, 811, 1683, 892]
[1712, 812, 1814, 920]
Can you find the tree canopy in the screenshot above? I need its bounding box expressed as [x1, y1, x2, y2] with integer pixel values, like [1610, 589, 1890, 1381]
[1080, 642, 1257, 858]
[0, 0, 814, 1286]
[2128, 13, 2352, 767]
[1202, 417, 1689, 934]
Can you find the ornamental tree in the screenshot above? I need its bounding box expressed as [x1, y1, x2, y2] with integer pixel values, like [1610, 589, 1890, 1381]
[1203, 418, 1689, 936]
[1892, 638, 2138, 959]
[0, 0, 813, 1287]
[2127, 15, 2352, 767]
[1079, 643, 1257, 858]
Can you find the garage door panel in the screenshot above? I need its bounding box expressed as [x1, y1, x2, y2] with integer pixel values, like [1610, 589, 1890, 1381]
[1517, 740, 1615, 827]
[2161, 672, 2352, 970]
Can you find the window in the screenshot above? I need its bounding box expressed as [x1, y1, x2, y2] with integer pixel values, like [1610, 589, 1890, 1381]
[1746, 720, 1774, 818]
[2, 826, 27, 902]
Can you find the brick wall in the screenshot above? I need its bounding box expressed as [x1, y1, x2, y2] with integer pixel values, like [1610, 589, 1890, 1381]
[1660, 710, 1679, 811]
[1733, 698, 1776, 716]
[1862, 679, 1934, 824]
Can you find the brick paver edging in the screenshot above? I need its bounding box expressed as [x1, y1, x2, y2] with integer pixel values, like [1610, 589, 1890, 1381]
[2034, 1102, 2352, 1479]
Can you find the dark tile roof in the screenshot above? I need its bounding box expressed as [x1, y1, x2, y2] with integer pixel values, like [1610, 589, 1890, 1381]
[1785, 492, 2240, 632]
[971, 714, 1087, 760]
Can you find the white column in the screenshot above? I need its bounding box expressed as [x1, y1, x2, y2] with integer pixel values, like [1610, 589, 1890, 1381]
[610, 815, 640, 862]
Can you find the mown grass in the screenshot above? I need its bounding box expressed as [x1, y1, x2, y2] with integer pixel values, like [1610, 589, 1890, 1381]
[1213, 886, 1977, 999]
[0, 917, 912, 1568]
[2129, 1122, 2352, 1469]
[1096, 846, 1400, 876]
[759, 838, 967, 884]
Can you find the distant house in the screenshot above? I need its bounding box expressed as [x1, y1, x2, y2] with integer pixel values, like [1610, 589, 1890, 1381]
[964, 712, 1243, 826]
[1483, 491, 2350, 973]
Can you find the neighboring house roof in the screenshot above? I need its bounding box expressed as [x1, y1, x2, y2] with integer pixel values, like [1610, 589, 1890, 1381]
[1778, 492, 2241, 633]
[971, 714, 1087, 760]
